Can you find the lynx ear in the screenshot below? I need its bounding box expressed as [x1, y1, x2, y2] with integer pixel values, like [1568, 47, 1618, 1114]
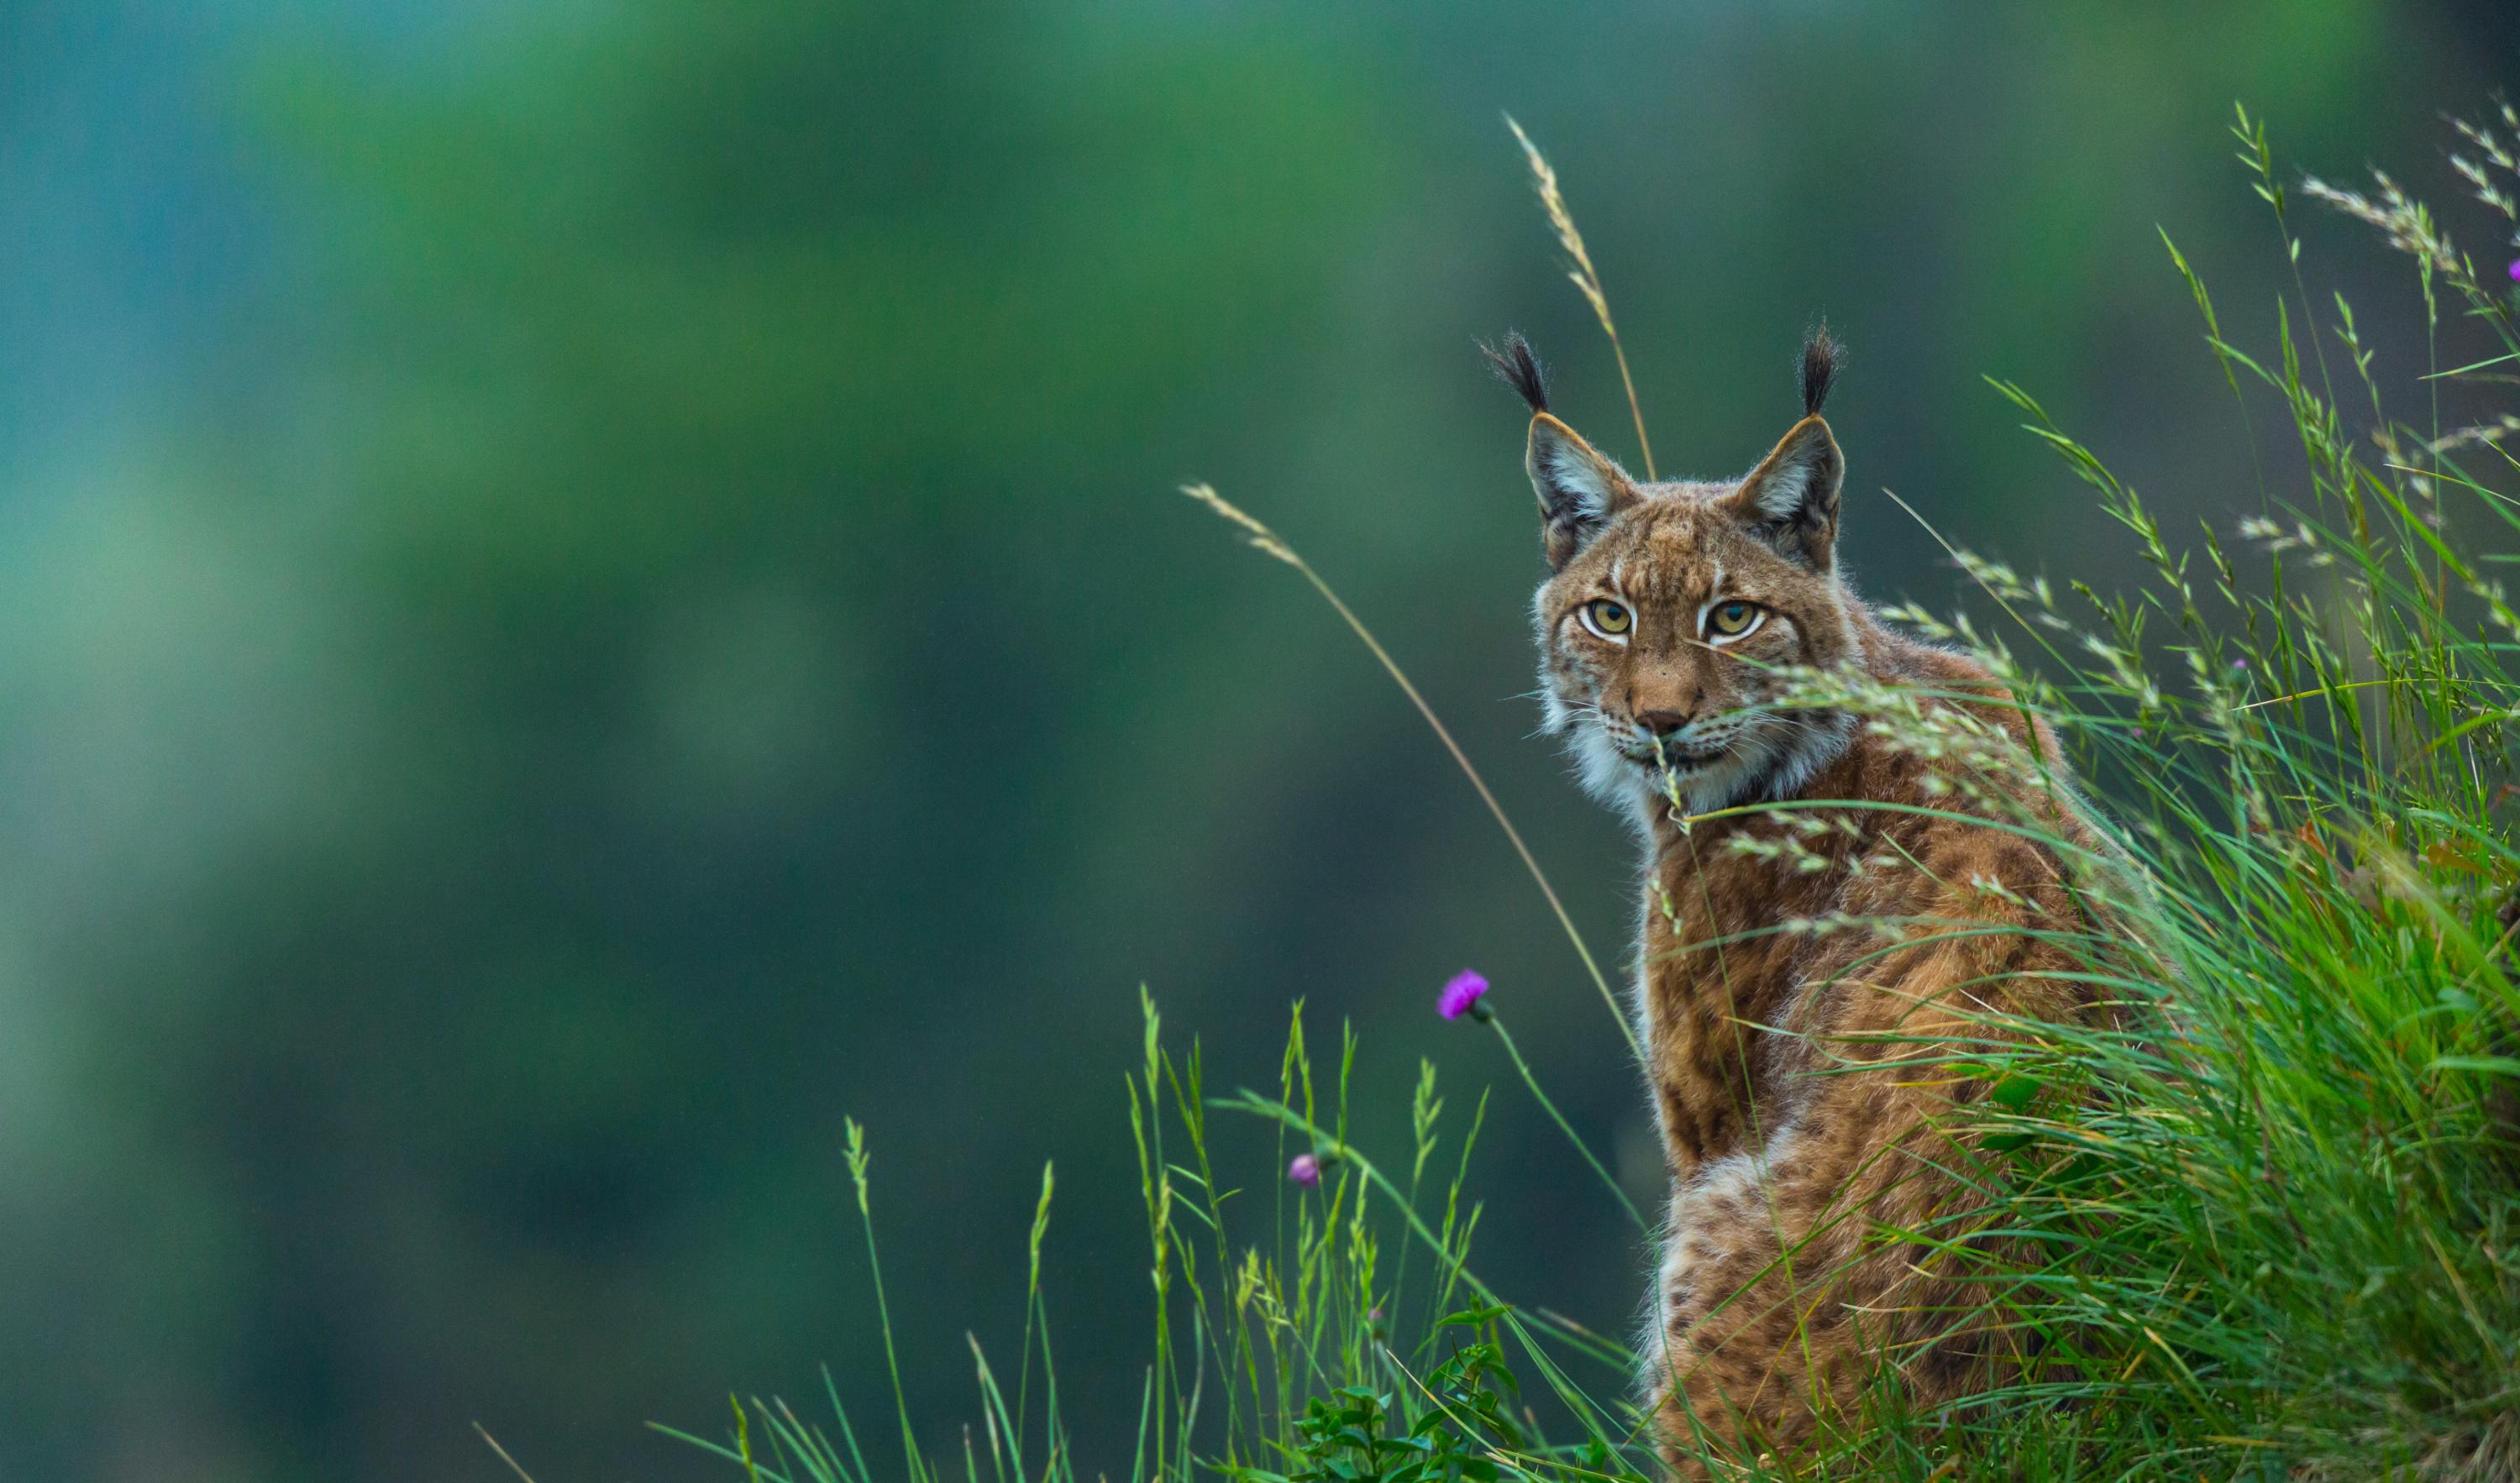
[1527, 413, 1639, 569]
[1728, 415, 1843, 569]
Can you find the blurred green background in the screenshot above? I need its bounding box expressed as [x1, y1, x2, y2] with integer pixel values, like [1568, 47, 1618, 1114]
[1, 3, 2512, 1478]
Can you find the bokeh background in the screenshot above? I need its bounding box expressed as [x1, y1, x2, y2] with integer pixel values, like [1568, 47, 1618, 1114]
[3, 3, 2515, 1479]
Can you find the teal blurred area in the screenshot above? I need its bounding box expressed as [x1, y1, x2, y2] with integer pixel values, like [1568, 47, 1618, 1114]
[0, 3, 2510, 1478]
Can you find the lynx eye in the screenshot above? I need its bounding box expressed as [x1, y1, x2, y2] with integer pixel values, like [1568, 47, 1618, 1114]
[1580, 599, 1632, 639]
[1707, 600, 1763, 639]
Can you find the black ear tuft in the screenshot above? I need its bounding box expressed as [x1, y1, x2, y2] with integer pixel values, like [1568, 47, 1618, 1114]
[1798, 322, 1842, 417]
[1481, 332, 1549, 414]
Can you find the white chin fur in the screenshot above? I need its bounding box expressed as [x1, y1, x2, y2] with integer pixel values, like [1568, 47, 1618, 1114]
[1566, 725, 1652, 828]
[1559, 714, 1855, 834]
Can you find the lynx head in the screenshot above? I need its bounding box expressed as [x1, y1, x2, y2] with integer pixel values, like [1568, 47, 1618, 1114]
[1486, 328, 1861, 827]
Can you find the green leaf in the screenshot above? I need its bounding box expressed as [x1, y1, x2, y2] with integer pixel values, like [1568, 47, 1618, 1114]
[2431, 1056, 2520, 1077]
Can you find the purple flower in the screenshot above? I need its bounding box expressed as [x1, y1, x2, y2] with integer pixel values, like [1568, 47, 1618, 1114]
[1288, 1153, 1321, 1187]
[2508, 258, 2520, 283]
[1437, 969, 1492, 1022]
[2230, 657, 2250, 672]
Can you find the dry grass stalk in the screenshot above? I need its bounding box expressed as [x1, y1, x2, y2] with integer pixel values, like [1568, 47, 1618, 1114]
[1505, 114, 1656, 479]
[1177, 482, 1635, 1053]
[1178, 482, 1299, 565]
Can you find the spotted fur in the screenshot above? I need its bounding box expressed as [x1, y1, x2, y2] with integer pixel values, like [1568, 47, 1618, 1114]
[1509, 334, 2106, 1475]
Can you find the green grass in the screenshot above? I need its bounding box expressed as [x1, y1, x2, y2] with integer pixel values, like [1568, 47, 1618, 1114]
[670, 104, 2520, 1482]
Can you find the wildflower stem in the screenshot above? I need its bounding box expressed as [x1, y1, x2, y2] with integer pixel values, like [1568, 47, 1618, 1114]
[1180, 485, 1636, 1058]
[1484, 1013, 1647, 1231]
[1286, 559, 1636, 1056]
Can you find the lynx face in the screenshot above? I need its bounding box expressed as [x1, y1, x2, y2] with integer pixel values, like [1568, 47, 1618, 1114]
[1489, 333, 1861, 826]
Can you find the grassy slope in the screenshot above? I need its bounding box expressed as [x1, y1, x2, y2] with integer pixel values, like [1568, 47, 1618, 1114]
[678, 105, 2520, 1483]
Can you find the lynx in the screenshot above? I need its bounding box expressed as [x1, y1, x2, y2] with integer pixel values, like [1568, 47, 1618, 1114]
[1486, 330, 2107, 1473]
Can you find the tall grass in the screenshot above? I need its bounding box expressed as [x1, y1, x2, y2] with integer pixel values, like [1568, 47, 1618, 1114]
[674, 106, 2520, 1481]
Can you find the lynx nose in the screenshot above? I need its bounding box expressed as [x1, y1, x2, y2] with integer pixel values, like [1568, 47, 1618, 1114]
[1635, 709, 1692, 737]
